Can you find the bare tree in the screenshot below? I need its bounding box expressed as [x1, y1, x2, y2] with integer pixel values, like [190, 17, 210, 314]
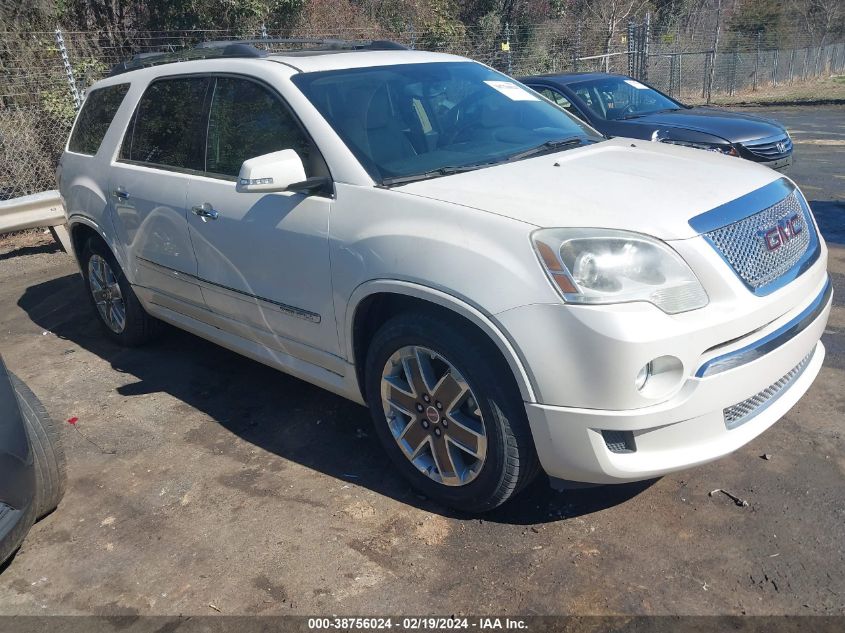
[585, 0, 650, 70]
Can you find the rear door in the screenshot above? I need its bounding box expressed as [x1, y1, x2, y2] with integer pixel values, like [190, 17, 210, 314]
[109, 76, 211, 309]
[184, 76, 339, 359]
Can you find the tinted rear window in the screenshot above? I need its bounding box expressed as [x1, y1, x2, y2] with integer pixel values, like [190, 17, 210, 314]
[120, 77, 210, 170]
[68, 83, 130, 155]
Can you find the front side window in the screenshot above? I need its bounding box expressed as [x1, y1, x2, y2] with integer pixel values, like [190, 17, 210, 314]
[68, 83, 130, 155]
[120, 77, 210, 170]
[292, 62, 599, 183]
[569, 77, 681, 121]
[205, 78, 312, 178]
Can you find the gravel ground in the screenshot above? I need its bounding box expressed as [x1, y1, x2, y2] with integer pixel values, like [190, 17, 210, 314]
[0, 106, 843, 616]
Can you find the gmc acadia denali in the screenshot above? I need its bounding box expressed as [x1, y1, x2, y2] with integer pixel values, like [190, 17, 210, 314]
[57, 40, 831, 511]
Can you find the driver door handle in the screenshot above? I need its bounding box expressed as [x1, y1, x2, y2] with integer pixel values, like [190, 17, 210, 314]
[191, 202, 219, 222]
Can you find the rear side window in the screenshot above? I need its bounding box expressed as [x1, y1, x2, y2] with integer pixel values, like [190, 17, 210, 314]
[68, 83, 130, 155]
[205, 77, 312, 178]
[120, 77, 210, 170]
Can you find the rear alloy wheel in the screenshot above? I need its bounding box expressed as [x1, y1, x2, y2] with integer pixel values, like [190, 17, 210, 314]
[366, 313, 538, 512]
[81, 238, 160, 346]
[87, 254, 126, 334]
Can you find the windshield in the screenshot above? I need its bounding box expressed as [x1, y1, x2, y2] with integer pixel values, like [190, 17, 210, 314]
[568, 76, 682, 121]
[292, 61, 599, 184]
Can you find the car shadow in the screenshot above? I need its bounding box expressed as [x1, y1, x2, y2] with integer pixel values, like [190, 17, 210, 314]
[0, 241, 61, 262]
[810, 200, 845, 246]
[18, 273, 653, 525]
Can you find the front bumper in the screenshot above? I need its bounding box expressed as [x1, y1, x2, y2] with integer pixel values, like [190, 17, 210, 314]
[511, 271, 831, 484]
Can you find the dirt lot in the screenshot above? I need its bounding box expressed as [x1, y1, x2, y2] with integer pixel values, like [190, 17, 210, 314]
[0, 106, 843, 617]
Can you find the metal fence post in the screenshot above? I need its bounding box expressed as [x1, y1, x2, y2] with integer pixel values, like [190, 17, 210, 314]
[772, 48, 778, 86]
[504, 22, 512, 75]
[788, 48, 796, 83]
[638, 12, 651, 81]
[627, 20, 635, 76]
[573, 22, 581, 72]
[753, 32, 760, 91]
[54, 27, 81, 109]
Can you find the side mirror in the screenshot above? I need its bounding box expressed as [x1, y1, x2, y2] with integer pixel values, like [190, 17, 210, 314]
[236, 149, 306, 194]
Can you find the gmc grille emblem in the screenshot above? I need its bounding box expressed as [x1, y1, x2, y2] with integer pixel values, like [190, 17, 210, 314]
[758, 213, 803, 251]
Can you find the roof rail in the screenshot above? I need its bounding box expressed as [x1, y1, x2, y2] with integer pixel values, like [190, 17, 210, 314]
[109, 38, 408, 76]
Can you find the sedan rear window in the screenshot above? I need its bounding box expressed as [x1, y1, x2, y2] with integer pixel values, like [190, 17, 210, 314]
[68, 83, 130, 155]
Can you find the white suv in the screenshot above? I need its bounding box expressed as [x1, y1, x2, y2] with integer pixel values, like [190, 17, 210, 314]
[58, 40, 831, 511]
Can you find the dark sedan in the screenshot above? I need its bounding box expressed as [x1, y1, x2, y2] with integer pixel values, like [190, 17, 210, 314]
[519, 72, 793, 170]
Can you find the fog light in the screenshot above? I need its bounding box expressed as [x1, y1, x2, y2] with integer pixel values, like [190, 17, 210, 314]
[635, 362, 652, 391]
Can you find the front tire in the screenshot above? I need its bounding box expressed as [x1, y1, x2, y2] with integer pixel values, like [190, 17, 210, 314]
[81, 238, 160, 346]
[365, 313, 538, 512]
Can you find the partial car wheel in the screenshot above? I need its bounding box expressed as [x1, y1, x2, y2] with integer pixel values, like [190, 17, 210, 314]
[0, 364, 66, 568]
[81, 237, 160, 346]
[365, 312, 539, 512]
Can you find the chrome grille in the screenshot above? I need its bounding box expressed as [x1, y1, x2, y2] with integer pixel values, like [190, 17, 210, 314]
[742, 134, 792, 160]
[705, 190, 813, 290]
[723, 350, 814, 430]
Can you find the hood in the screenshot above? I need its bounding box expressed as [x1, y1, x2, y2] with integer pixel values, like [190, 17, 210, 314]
[395, 137, 781, 240]
[622, 107, 785, 143]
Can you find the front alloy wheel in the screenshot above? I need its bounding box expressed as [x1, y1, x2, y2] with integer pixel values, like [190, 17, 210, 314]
[381, 346, 487, 486]
[366, 313, 539, 512]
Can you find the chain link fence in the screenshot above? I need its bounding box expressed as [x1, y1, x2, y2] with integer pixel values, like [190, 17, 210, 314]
[2, 19, 844, 198]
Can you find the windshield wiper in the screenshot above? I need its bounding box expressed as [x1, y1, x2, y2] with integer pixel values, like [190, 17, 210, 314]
[502, 136, 588, 162]
[620, 107, 681, 120]
[380, 163, 490, 187]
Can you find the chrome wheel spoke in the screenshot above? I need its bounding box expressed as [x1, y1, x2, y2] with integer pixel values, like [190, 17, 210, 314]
[398, 419, 429, 458]
[445, 411, 486, 458]
[430, 436, 460, 485]
[383, 376, 418, 416]
[401, 351, 428, 397]
[432, 371, 467, 411]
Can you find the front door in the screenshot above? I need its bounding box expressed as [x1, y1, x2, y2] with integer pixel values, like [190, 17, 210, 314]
[184, 76, 339, 360]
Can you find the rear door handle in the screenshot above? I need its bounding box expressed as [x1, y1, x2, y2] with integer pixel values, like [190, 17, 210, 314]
[113, 188, 129, 199]
[191, 203, 219, 222]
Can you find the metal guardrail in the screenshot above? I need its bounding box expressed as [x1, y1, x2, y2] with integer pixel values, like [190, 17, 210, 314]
[0, 190, 71, 252]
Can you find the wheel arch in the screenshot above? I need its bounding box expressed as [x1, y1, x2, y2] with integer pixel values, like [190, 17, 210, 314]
[67, 216, 117, 271]
[346, 280, 537, 404]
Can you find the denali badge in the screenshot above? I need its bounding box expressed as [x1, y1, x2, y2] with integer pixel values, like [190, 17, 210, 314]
[759, 213, 803, 251]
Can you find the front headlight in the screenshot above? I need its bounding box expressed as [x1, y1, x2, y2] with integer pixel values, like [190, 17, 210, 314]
[532, 228, 709, 314]
[651, 130, 738, 156]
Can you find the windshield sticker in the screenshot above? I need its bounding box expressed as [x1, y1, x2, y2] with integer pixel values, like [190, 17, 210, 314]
[484, 80, 539, 101]
[624, 79, 648, 90]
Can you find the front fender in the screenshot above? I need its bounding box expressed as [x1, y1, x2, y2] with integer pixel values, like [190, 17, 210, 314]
[344, 280, 538, 403]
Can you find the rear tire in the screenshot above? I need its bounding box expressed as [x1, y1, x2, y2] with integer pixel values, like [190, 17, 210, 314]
[365, 312, 538, 513]
[81, 237, 160, 346]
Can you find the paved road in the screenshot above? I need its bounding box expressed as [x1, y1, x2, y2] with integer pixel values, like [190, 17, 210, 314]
[0, 106, 842, 616]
